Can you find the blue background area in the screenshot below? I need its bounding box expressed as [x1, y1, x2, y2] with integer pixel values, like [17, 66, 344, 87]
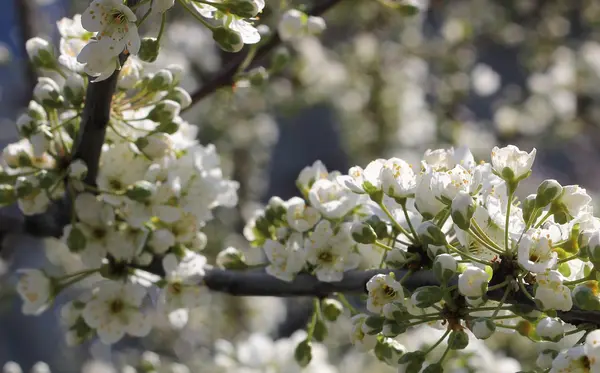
[0, 0, 67, 128]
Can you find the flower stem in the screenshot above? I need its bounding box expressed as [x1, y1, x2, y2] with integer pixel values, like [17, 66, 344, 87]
[446, 243, 492, 266]
[157, 12, 167, 43]
[400, 199, 420, 245]
[306, 299, 319, 340]
[337, 293, 358, 316]
[534, 210, 553, 229]
[378, 202, 414, 242]
[504, 186, 515, 253]
[374, 240, 394, 251]
[492, 281, 512, 318]
[423, 328, 451, 356]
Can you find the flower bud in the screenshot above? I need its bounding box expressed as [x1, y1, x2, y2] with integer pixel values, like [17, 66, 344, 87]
[27, 100, 47, 122]
[167, 87, 192, 109]
[469, 318, 495, 339]
[2, 143, 32, 168]
[139, 37, 160, 63]
[398, 352, 425, 372]
[536, 179, 563, 208]
[351, 221, 377, 244]
[224, 0, 261, 18]
[385, 248, 414, 267]
[313, 319, 327, 342]
[212, 27, 243, 53]
[522, 193, 538, 225]
[140, 351, 161, 371]
[156, 120, 180, 135]
[410, 286, 443, 308]
[64, 74, 85, 106]
[366, 215, 390, 239]
[278, 9, 306, 41]
[0, 184, 17, 205]
[247, 66, 269, 87]
[382, 319, 408, 337]
[25, 37, 56, 68]
[148, 100, 180, 123]
[167, 64, 184, 86]
[516, 320, 534, 338]
[15, 176, 35, 198]
[417, 221, 447, 246]
[536, 317, 565, 342]
[433, 253, 457, 283]
[294, 339, 312, 367]
[34, 77, 63, 109]
[136, 133, 173, 159]
[271, 47, 291, 72]
[16, 114, 38, 138]
[189, 231, 208, 252]
[422, 363, 443, 373]
[383, 302, 408, 322]
[362, 315, 385, 335]
[37, 170, 58, 190]
[572, 282, 600, 311]
[125, 180, 156, 202]
[307, 16, 326, 35]
[216, 247, 247, 269]
[448, 329, 469, 350]
[374, 337, 406, 366]
[451, 191, 475, 230]
[148, 69, 174, 91]
[66, 225, 87, 252]
[321, 298, 343, 321]
[587, 231, 600, 265]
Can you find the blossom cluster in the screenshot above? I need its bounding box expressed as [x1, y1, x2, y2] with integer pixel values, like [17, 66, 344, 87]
[239, 144, 600, 371]
[5, 13, 239, 345]
[27, 0, 266, 82]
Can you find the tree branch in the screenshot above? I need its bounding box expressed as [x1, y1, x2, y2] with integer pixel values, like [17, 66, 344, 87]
[203, 268, 600, 327]
[184, 0, 345, 108]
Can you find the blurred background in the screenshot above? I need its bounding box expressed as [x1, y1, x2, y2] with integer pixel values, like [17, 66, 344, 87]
[1, 0, 600, 372]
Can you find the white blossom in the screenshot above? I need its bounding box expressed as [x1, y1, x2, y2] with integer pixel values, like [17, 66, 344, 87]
[285, 197, 321, 232]
[264, 233, 307, 282]
[366, 274, 404, 313]
[308, 178, 360, 219]
[517, 226, 560, 273]
[16, 269, 53, 315]
[490, 145, 536, 181]
[458, 265, 490, 298]
[305, 221, 358, 282]
[535, 270, 573, 312]
[82, 281, 152, 344]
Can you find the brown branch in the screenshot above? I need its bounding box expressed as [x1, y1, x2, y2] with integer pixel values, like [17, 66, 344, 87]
[203, 268, 600, 327]
[184, 0, 345, 109]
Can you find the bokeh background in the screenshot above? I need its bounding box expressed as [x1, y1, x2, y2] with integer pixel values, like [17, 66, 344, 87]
[1, 0, 600, 372]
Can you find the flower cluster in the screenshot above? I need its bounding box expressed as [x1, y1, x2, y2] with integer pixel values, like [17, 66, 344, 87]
[28, 0, 266, 81]
[7, 13, 238, 345]
[240, 144, 600, 371]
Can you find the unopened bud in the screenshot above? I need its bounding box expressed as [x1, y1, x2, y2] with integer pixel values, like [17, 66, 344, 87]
[216, 247, 247, 269]
[125, 180, 156, 202]
[139, 37, 160, 63]
[34, 77, 63, 109]
[26, 37, 56, 69]
[448, 329, 469, 350]
[469, 318, 495, 340]
[451, 191, 475, 230]
[536, 179, 563, 208]
[148, 69, 174, 91]
[351, 221, 377, 244]
[321, 298, 343, 321]
[166, 87, 192, 109]
[417, 221, 447, 246]
[64, 74, 85, 106]
[410, 286, 443, 308]
[148, 100, 180, 123]
[212, 27, 243, 53]
[294, 339, 312, 367]
[433, 253, 457, 283]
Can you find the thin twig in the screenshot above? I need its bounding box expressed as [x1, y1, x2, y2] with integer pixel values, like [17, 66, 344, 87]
[184, 0, 345, 109]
